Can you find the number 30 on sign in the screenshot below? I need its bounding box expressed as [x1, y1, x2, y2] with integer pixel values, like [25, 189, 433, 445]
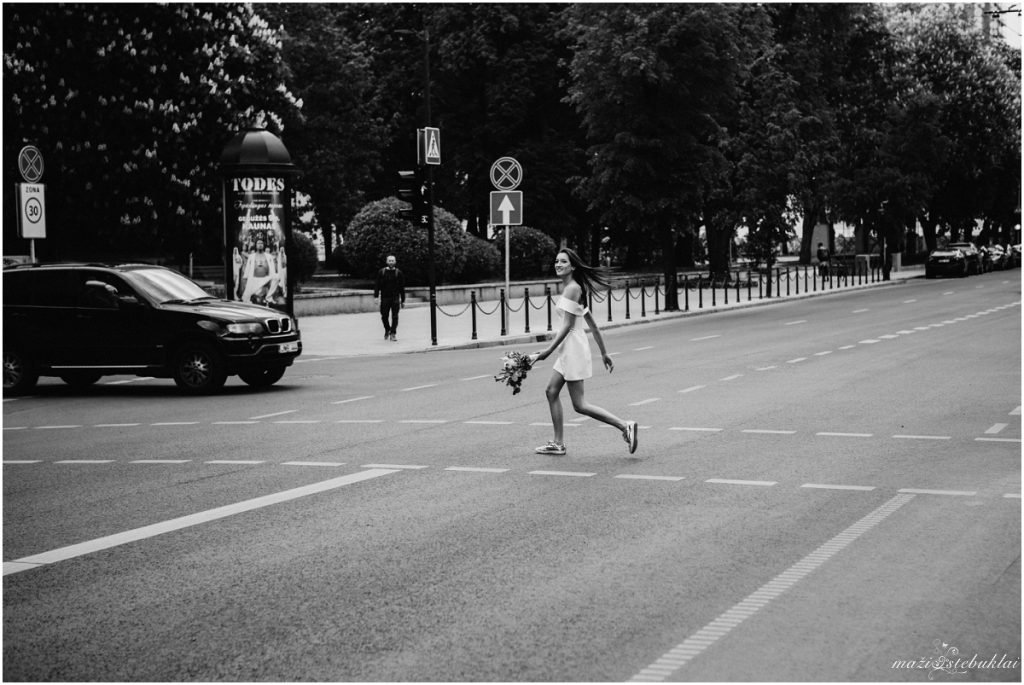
[17, 183, 47, 239]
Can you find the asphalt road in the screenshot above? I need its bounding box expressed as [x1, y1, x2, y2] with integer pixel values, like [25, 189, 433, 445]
[3, 271, 1021, 681]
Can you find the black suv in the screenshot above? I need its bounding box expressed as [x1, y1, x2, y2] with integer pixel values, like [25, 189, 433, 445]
[3, 263, 301, 395]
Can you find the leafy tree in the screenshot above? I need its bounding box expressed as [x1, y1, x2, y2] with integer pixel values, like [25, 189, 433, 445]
[256, 4, 388, 256]
[564, 4, 752, 310]
[3, 3, 300, 262]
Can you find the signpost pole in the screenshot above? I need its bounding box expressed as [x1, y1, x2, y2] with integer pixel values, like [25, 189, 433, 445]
[505, 225, 510, 320]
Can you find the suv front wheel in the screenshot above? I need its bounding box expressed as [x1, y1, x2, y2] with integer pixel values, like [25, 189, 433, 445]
[173, 343, 227, 394]
[3, 347, 38, 396]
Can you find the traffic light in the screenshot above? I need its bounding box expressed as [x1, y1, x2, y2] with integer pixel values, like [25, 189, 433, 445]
[397, 169, 429, 226]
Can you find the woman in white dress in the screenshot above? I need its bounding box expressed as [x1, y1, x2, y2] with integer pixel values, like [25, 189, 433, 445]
[529, 249, 638, 456]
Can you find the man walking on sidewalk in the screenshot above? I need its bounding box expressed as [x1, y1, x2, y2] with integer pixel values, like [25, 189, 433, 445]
[374, 254, 405, 341]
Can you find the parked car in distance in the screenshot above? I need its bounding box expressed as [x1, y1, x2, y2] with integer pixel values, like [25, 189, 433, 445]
[925, 249, 968, 278]
[946, 242, 982, 274]
[3, 263, 301, 395]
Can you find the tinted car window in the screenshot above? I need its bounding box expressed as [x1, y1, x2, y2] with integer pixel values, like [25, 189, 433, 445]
[121, 268, 209, 303]
[4, 270, 76, 306]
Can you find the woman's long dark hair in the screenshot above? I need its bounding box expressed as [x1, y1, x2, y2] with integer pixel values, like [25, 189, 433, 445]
[560, 247, 610, 302]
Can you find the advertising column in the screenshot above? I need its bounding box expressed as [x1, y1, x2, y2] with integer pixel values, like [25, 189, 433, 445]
[219, 128, 298, 316]
[225, 176, 288, 312]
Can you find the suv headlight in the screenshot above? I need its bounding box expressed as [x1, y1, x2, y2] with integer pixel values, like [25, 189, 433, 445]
[225, 322, 264, 335]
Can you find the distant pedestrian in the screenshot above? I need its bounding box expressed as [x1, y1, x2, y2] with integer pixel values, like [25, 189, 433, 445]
[374, 255, 405, 341]
[529, 248, 638, 456]
[816, 242, 830, 277]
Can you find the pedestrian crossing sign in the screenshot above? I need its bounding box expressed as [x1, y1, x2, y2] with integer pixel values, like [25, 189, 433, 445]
[422, 127, 441, 165]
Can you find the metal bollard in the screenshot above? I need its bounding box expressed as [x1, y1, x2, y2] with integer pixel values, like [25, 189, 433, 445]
[524, 287, 530, 334]
[545, 286, 552, 332]
[500, 289, 506, 336]
[698, 274, 703, 309]
[684, 274, 690, 311]
[471, 290, 478, 340]
[625, 281, 631, 320]
[655, 276, 660, 315]
[641, 281, 646, 317]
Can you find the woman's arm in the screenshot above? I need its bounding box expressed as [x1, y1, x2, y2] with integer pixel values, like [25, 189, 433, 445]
[531, 283, 580, 363]
[584, 310, 614, 373]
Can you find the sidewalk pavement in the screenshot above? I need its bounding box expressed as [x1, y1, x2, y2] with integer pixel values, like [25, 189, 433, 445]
[297, 266, 925, 357]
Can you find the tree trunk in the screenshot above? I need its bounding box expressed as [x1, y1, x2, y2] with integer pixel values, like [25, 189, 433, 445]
[799, 205, 818, 265]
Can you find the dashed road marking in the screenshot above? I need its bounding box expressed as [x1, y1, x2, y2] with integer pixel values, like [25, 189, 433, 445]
[742, 429, 796, 435]
[690, 335, 721, 341]
[206, 460, 263, 465]
[331, 395, 374, 405]
[94, 423, 141, 428]
[628, 493, 914, 681]
[786, 357, 807, 364]
[36, 425, 82, 430]
[898, 488, 977, 497]
[816, 432, 873, 438]
[401, 384, 437, 392]
[852, 308, 870, 313]
[719, 374, 743, 382]
[529, 470, 595, 477]
[1011, 407, 1021, 416]
[131, 459, 190, 464]
[615, 475, 685, 482]
[705, 478, 776, 487]
[634, 346, 655, 351]
[445, 466, 510, 473]
[362, 463, 429, 470]
[801, 483, 875, 491]
[399, 419, 449, 424]
[755, 366, 777, 371]
[151, 422, 199, 426]
[985, 423, 1008, 434]
[976, 437, 1021, 443]
[282, 461, 345, 467]
[838, 345, 855, 350]
[678, 385, 706, 394]
[212, 421, 258, 425]
[813, 351, 832, 356]
[859, 339, 880, 345]
[784, 320, 807, 326]
[336, 419, 384, 424]
[464, 420, 514, 425]
[670, 427, 722, 432]
[461, 375, 492, 381]
[630, 398, 661, 406]
[273, 420, 320, 424]
[54, 460, 114, 464]
[893, 434, 951, 441]
[249, 410, 297, 420]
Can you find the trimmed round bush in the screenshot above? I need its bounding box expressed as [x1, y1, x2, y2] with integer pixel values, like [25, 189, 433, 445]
[458, 234, 502, 282]
[342, 197, 466, 284]
[492, 226, 558, 279]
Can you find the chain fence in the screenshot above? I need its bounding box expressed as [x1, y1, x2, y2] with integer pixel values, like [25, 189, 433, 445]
[433, 262, 885, 341]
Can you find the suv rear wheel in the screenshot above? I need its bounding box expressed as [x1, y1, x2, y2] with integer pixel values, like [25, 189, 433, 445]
[173, 343, 227, 394]
[238, 366, 287, 388]
[3, 347, 38, 396]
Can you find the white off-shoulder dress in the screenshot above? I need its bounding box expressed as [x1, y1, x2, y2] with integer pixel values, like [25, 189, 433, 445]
[552, 296, 592, 381]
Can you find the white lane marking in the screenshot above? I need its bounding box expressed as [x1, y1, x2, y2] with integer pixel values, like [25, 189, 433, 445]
[282, 461, 345, 467]
[985, 423, 1008, 434]
[859, 339, 880, 345]
[35, 425, 82, 430]
[2, 469, 399, 577]
[274, 420, 321, 424]
[131, 460, 191, 464]
[400, 384, 437, 392]
[615, 475, 685, 482]
[3, 426, 27, 431]
[630, 398, 661, 406]
[690, 335, 721, 341]
[249, 410, 297, 420]
[893, 434, 951, 441]
[1005, 494, 1022, 499]
[784, 320, 807, 326]
[529, 470, 595, 477]
[206, 460, 263, 465]
[705, 478, 776, 487]
[460, 375, 492, 381]
[331, 395, 374, 405]
[151, 422, 199, 426]
[399, 419, 448, 424]
[1010, 406, 1021, 416]
[4, 460, 41, 464]
[755, 366, 777, 371]
[336, 419, 384, 424]
[903, 299, 917, 304]
[670, 427, 722, 432]
[212, 421, 258, 425]
[786, 358, 807, 364]
[837, 345, 855, 350]
[464, 420, 514, 425]
[104, 377, 156, 385]
[634, 346, 655, 351]
[878, 334, 899, 340]
[445, 466, 509, 473]
[852, 308, 870, 313]
[94, 423, 141, 428]
[719, 374, 743, 382]
[942, 291, 954, 295]
[813, 351, 832, 356]
[362, 463, 429, 470]
[678, 385, 706, 394]
[975, 437, 1022, 443]
[801, 483, 875, 491]
[629, 493, 914, 681]
[898, 488, 977, 497]
[816, 432, 873, 438]
[54, 460, 113, 464]
[742, 429, 796, 435]
[914, 326, 931, 331]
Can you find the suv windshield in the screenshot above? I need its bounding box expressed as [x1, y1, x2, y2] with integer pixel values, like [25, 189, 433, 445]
[121, 268, 212, 304]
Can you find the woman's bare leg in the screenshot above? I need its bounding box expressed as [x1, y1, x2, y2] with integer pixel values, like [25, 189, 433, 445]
[566, 380, 627, 432]
[544, 372, 567, 444]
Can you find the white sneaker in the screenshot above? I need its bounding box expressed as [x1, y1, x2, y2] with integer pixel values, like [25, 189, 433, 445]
[535, 441, 566, 455]
[624, 421, 638, 454]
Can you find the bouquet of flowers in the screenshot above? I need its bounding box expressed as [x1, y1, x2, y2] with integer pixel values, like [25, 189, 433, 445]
[494, 351, 534, 395]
